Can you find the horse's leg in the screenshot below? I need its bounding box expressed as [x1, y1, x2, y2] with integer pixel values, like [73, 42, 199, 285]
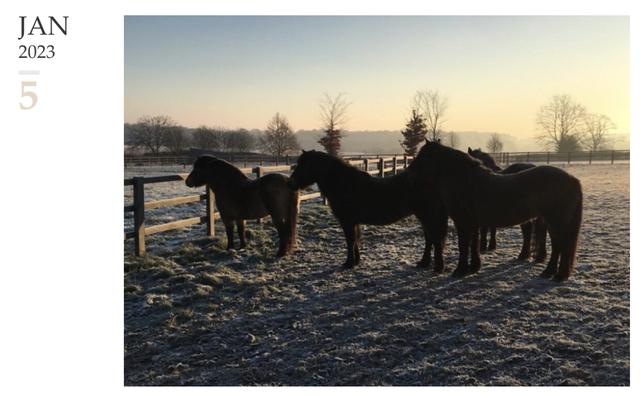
[517, 221, 533, 261]
[272, 216, 288, 257]
[236, 219, 246, 249]
[554, 203, 581, 282]
[469, 225, 482, 273]
[340, 221, 357, 269]
[222, 218, 235, 250]
[452, 224, 470, 278]
[488, 226, 497, 251]
[416, 216, 432, 269]
[433, 237, 445, 274]
[541, 226, 560, 278]
[432, 207, 448, 274]
[533, 218, 548, 263]
[354, 224, 362, 266]
[479, 226, 488, 252]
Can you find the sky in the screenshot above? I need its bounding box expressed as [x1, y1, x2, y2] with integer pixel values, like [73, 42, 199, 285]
[124, 16, 629, 137]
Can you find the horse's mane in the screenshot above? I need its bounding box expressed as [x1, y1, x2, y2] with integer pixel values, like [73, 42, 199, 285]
[196, 155, 249, 181]
[425, 143, 491, 174]
[307, 151, 361, 174]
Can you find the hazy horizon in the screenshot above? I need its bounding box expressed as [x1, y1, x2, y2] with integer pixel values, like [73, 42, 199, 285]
[124, 16, 629, 137]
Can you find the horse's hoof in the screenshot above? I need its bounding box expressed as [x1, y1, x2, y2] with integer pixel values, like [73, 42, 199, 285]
[534, 255, 547, 263]
[433, 267, 444, 275]
[416, 260, 431, 269]
[342, 262, 355, 270]
[552, 273, 569, 282]
[516, 253, 530, 261]
[539, 269, 555, 278]
[451, 268, 467, 278]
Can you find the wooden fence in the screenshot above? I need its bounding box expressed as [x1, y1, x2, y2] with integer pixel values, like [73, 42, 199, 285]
[493, 150, 629, 165]
[124, 155, 413, 256]
[124, 149, 629, 168]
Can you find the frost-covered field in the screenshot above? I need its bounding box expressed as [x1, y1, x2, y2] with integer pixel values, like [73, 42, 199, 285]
[124, 164, 629, 386]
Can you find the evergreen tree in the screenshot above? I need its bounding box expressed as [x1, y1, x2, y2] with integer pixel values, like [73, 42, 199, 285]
[401, 109, 427, 156]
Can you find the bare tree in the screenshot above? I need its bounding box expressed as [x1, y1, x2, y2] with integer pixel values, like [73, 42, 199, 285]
[130, 115, 177, 155]
[444, 131, 459, 149]
[261, 113, 300, 156]
[192, 126, 221, 150]
[413, 89, 448, 141]
[584, 113, 615, 151]
[486, 133, 504, 153]
[226, 129, 255, 152]
[318, 93, 351, 156]
[536, 95, 586, 152]
[163, 126, 188, 154]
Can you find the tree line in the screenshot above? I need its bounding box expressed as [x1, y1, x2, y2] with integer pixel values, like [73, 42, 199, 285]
[400, 90, 617, 156]
[126, 92, 618, 157]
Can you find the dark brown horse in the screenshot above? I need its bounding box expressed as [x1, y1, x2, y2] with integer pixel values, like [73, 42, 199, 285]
[467, 148, 547, 262]
[185, 155, 299, 257]
[409, 141, 582, 281]
[288, 150, 448, 271]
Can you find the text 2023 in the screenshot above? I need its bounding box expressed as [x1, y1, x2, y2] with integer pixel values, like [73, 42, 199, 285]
[19, 44, 55, 59]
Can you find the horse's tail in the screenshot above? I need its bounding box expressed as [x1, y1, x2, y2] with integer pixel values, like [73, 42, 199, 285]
[558, 182, 583, 280]
[287, 187, 300, 252]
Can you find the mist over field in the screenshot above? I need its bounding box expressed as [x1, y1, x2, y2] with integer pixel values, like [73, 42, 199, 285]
[294, 130, 630, 154]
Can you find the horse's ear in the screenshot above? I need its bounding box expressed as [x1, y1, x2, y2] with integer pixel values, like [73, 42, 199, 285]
[468, 147, 472, 154]
[424, 138, 430, 144]
[302, 149, 307, 153]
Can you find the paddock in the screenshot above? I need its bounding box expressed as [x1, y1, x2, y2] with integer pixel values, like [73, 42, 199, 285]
[124, 163, 629, 385]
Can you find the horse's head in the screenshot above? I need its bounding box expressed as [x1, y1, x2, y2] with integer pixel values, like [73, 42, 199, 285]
[289, 150, 321, 190]
[407, 139, 442, 182]
[185, 155, 218, 187]
[467, 147, 500, 171]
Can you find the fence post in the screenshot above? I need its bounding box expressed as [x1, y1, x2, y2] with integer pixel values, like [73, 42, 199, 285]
[364, 158, 369, 173]
[379, 158, 384, 178]
[404, 155, 408, 169]
[526, 152, 530, 162]
[255, 167, 262, 224]
[611, 150, 615, 164]
[567, 151, 571, 164]
[132, 177, 145, 257]
[506, 152, 510, 165]
[588, 151, 592, 165]
[206, 185, 215, 238]
[392, 156, 398, 175]
[286, 155, 290, 165]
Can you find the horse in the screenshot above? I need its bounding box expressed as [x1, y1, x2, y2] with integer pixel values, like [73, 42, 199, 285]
[408, 141, 582, 281]
[288, 150, 448, 271]
[467, 148, 547, 262]
[185, 155, 299, 257]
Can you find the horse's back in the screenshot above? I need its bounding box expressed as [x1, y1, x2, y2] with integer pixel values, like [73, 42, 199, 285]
[501, 162, 535, 174]
[328, 171, 427, 225]
[467, 165, 581, 227]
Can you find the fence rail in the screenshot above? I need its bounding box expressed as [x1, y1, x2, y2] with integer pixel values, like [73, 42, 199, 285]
[492, 149, 629, 165]
[124, 149, 629, 168]
[124, 155, 414, 256]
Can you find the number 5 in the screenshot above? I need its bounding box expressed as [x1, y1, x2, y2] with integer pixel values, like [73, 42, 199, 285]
[20, 81, 37, 110]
